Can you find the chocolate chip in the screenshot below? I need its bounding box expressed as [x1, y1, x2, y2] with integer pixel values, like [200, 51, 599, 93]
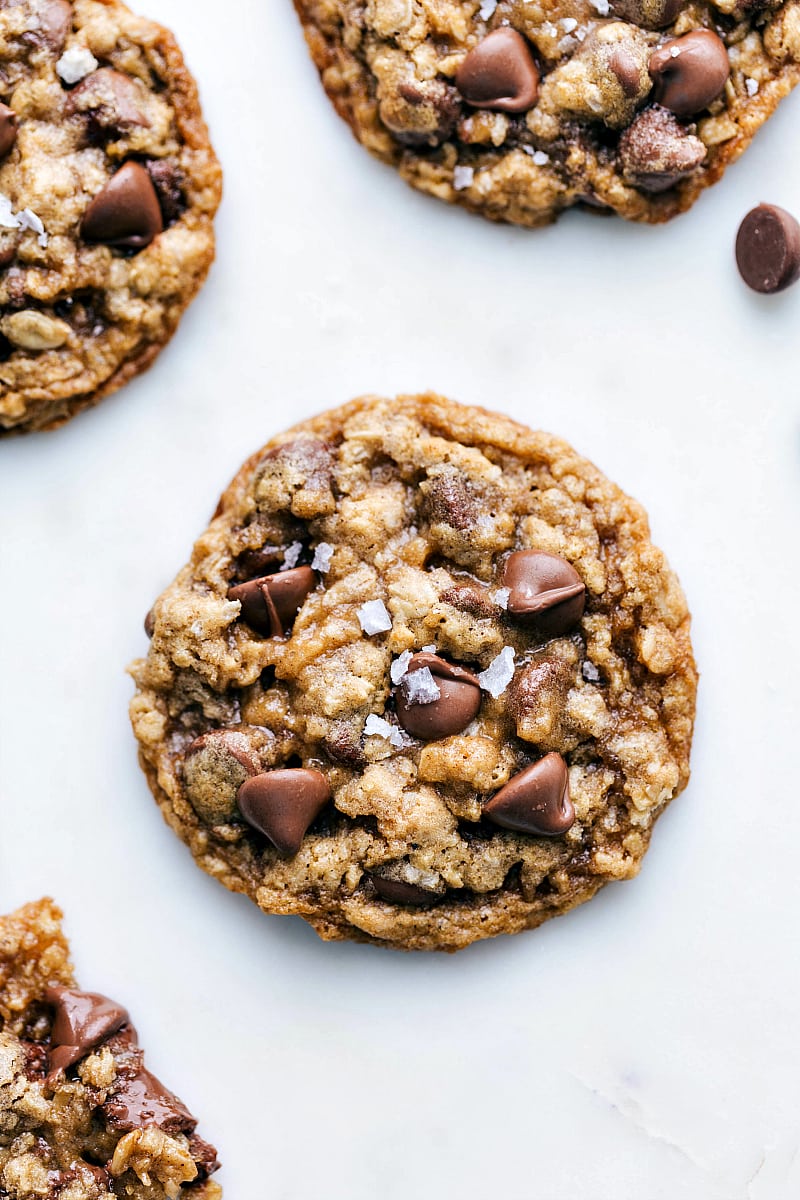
[648, 31, 730, 117]
[421, 472, 477, 530]
[369, 874, 443, 905]
[609, 48, 643, 98]
[394, 652, 481, 740]
[45, 987, 129, 1076]
[735, 204, 800, 294]
[0, 104, 18, 158]
[234, 546, 284, 579]
[188, 1133, 221, 1181]
[143, 608, 155, 638]
[184, 729, 261, 825]
[484, 753, 575, 836]
[30, 0, 71, 53]
[103, 1067, 197, 1135]
[619, 105, 706, 192]
[456, 28, 540, 113]
[67, 68, 149, 134]
[502, 551, 585, 636]
[439, 584, 499, 618]
[146, 159, 187, 225]
[81, 162, 163, 250]
[381, 78, 460, 147]
[227, 565, 316, 637]
[237, 768, 332, 855]
[609, 0, 684, 28]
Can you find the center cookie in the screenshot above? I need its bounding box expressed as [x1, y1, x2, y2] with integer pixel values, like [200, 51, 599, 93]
[292, 0, 800, 226]
[130, 395, 697, 952]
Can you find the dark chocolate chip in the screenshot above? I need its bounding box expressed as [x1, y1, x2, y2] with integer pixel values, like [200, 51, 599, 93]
[45, 987, 129, 1076]
[227, 565, 316, 637]
[34, 0, 71, 53]
[67, 68, 149, 133]
[144, 608, 155, 638]
[103, 1067, 197, 1135]
[649, 30, 730, 116]
[735, 204, 800, 294]
[608, 48, 642, 98]
[619, 104, 706, 192]
[456, 28, 540, 113]
[394, 651, 481, 740]
[609, 0, 684, 28]
[188, 1133, 221, 1181]
[383, 78, 460, 147]
[0, 104, 18, 158]
[502, 551, 585, 636]
[369, 874, 443, 906]
[146, 159, 187, 225]
[237, 768, 332, 855]
[484, 753, 575, 836]
[81, 162, 163, 250]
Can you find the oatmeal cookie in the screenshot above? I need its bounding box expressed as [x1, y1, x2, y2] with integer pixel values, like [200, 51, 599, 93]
[0, 0, 221, 435]
[0, 897, 221, 1198]
[129, 394, 697, 952]
[292, 0, 800, 225]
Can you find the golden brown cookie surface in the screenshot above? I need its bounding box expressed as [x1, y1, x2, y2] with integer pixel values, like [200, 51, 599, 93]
[130, 395, 697, 952]
[292, 0, 800, 226]
[0, 0, 221, 435]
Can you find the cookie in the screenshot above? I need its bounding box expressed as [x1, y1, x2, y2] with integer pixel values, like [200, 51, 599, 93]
[129, 394, 697, 952]
[0, 0, 221, 435]
[0, 897, 221, 1198]
[292, 0, 800, 226]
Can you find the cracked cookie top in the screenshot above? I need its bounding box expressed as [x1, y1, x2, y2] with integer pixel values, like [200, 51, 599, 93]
[0, 898, 221, 1199]
[292, 0, 800, 225]
[129, 395, 697, 952]
[0, 0, 221, 435]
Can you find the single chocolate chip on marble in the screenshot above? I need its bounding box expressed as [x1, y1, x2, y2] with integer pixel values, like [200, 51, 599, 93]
[228, 565, 316, 637]
[237, 768, 331, 855]
[395, 652, 481, 740]
[484, 753, 574, 836]
[45, 987, 129, 1076]
[103, 1067, 197, 1135]
[736, 204, 800, 294]
[81, 162, 163, 250]
[0, 104, 18, 158]
[503, 551, 585, 636]
[456, 29, 539, 113]
[369, 874, 443, 906]
[649, 31, 730, 117]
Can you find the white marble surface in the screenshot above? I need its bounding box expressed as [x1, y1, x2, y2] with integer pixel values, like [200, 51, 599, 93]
[2, 2, 800, 1197]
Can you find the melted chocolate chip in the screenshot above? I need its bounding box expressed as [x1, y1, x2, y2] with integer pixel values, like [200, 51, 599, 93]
[609, 0, 684, 27]
[227, 565, 316, 637]
[103, 1067, 197, 1135]
[484, 753, 575, 836]
[45, 987, 129, 1076]
[394, 652, 481, 740]
[619, 105, 706, 192]
[735, 204, 800, 294]
[147, 158, 187, 224]
[0, 104, 17, 158]
[502, 551, 586, 636]
[188, 1133, 221, 1181]
[456, 28, 540, 113]
[369, 874, 443, 905]
[649, 31, 730, 117]
[67, 68, 150, 135]
[81, 162, 163, 250]
[237, 768, 332, 855]
[609, 48, 642, 98]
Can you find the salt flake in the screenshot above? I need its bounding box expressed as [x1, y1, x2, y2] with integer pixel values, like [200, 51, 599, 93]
[453, 165, 474, 191]
[56, 45, 98, 84]
[492, 587, 511, 610]
[17, 208, 48, 248]
[479, 0, 497, 17]
[364, 714, 405, 748]
[311, 542, 333, 572]
[281, 542, 303, 570]
[559, 17, 578, 31]
[402, 667, 441, 706]
[390, 650, 414, 685]
[588, 0, 610, 13]
[532, 150, 550, 166]
[745, 77, 759, 96]
[582, 660, 601, 684]
[478, 646, 516, 698]
[357, 599, 392, 635]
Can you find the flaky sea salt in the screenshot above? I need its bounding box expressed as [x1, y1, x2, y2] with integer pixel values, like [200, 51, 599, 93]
[402, 667, 441, 706]
[582, 660, 601, 684]
[478, 646, 516, 698]
[390, 650, 414, 685]
[559, 17, 578, 31]
[453, 166, 474, 191]
[492, 587, 511, 610]
[364, 714, 405, 748]
[357, 599, 392, 635]
[311, 542, 333, 572]
[588, 0, 610, 13]
[479, 0, 497, 16]
[56, 45, 98, 84]
[0, 196, 48, 247]
[281, 541, 303, 570]
[532, 151, 550, 166]
[745, 77, 759, 96]
[421, 644, 436, 653]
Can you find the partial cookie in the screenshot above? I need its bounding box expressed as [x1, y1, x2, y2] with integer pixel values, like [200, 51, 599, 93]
[129, 394, 697, 952]
[0, 898, 221, 1199]
[0, 0, 221, 435]
[292, 0, 800, 226]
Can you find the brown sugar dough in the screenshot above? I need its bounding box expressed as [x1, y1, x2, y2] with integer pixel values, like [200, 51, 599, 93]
[291, 0, 800, 226]
[0, 0, 221, 436]
[129, 394, 698, 952]
[0, 897, 221, 1198]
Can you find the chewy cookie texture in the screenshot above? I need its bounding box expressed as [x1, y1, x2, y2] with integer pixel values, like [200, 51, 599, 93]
[293, 0, 800, 226]
[0, 0, 221, 436]
[0, 898, 220, 1199]
[130, 395, 697, 952]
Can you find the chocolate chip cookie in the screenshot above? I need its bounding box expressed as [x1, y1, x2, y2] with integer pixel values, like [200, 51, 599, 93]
[0, 0, 221, 435]
[129, 394, 697, 952]
[0, 897, 221, 1197]
[292, 0, 800, 226]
